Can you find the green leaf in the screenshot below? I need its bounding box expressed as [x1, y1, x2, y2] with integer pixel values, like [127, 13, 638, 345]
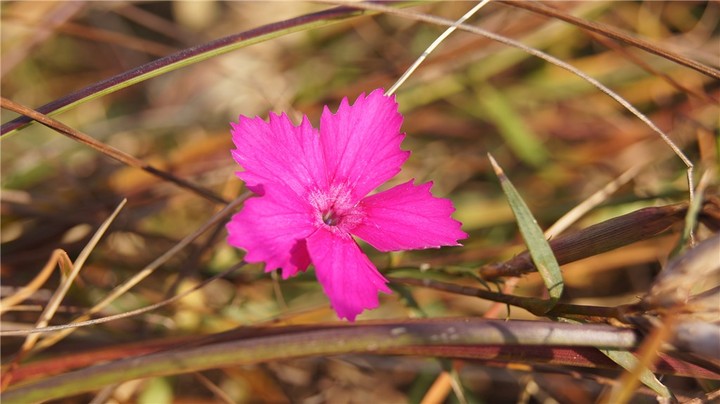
[600, 349, 672, 399]
[563, 316, 672, 399]
[476, 84, 548, 167]
[488, 154, 563, 309]
[672, 168, 712, 257]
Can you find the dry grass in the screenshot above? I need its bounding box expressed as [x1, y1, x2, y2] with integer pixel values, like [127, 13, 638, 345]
[1, 1, 718, 403]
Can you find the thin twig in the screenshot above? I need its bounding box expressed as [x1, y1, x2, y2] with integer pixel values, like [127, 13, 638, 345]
[2, 200, 126, 390]
[328, 0, 696, 220]
[544, 163, 647, 239]
[0, 261, 246, 337]
[194, 372, 237, 404]
[0, 250, 70, 313]
[392, 276, 626, 319]
[386, 0, 491, 96]
[21, 193, 250, 353]
[0, 97, 228, 205]
[0, 2, 415, 136]
[498, 0, 720, 80]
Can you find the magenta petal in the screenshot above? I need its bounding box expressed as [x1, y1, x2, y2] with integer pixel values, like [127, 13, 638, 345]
[320, 89, 409, 201]
[231, 113, 326, 196]
[352, 180, 468, 252]
[226, 185, 314, 279]
[306, 229, 391, 321]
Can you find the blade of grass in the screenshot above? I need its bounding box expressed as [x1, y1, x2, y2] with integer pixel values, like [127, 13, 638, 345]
[601, 316, 677, 403]
[2, 319, 639, 403]
[560, 316, 672, 399]
[0, 261, 246, 338]
[483, 157, 646, 321]
[0, 98, 228, 204]
[476, 84, 548, 167]
[19, 193, 250, 354]
[1, 199, 127, 390]
[498, 0, 720, 80]
[420, 371, 454, 404]
[25, 199, 127, 341]
[8, 326, 715, 386]
[385, 3, 493, 402]
[488, 154, 563, 309]
[0, 2, 418, 137]
[598, 349, 672, 400]
[0, 249, 71, 314]
[544, 161, 648, 239]
[329, 0, 696, 228]
[480, 201, 693, 279]
[393, 276, 620, 319]
[398, 1, 613, 112]
[673, 168, 714, 253]
[193, 373, 235, 404]
[386, 345, 720, 380]
[386, 0, 492, 96]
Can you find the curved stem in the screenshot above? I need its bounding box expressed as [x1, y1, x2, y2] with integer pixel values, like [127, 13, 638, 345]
[3, 318, 638, 403]
[1, 2, 418, 137]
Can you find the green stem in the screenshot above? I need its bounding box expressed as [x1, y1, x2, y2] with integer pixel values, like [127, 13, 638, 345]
[1, 2, 419, 137]
[393, 276, 626, 318]
[3, 319, 637, 403]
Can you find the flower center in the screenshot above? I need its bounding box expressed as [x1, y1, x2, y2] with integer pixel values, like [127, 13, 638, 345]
[322, 210, 340, 226]
[308, 182, 363, 232]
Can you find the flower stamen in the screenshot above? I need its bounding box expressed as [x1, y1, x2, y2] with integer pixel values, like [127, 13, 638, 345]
[322, 210, 339, 226]
[309, 183, 364, 232]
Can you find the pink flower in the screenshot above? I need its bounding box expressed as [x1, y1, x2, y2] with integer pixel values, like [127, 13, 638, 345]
[227, 89, 467, 321]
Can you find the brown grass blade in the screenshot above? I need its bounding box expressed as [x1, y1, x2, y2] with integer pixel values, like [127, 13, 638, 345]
[0, 97, 228, 204]
[499, 0, 720, 80]
[480, 199, 719, 279]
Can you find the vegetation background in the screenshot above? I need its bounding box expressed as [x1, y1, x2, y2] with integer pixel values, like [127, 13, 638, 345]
[1, 1, 718, 403]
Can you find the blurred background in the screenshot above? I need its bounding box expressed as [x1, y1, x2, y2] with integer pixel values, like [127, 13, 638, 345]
[1, 1, 718, 402]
